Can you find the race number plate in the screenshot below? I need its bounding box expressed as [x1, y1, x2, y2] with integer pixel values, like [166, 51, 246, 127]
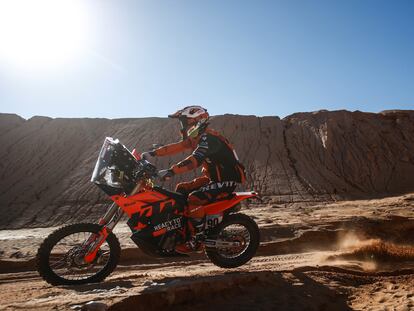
[206, 214, 223, 229]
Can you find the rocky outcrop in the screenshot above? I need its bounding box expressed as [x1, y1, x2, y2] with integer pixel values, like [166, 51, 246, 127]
[284, 110, 414, 197]
[0, 110, 413, 229]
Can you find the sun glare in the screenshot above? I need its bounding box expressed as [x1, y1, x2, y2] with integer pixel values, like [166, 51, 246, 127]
[0, 0, 89, 72]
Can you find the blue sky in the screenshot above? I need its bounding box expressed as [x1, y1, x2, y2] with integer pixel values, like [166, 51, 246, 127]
[0, 0, 413, 119]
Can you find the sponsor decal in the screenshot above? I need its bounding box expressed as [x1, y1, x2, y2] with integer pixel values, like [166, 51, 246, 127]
[199, 135, 208, 147]
[153, 217, 182, 232]
[200, 181, 236, 192]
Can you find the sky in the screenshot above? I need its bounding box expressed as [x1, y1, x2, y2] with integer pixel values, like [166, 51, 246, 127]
[0, 0, 413, 119]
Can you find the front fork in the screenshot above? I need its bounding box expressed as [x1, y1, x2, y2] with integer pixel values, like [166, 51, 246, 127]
[83, 203, 124, 263]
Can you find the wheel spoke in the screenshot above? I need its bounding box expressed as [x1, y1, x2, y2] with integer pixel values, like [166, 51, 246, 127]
[216, 223, 251, 259]
[48, 230, 111, 281]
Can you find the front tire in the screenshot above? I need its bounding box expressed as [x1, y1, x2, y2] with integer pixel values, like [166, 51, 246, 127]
[36, 223, 120, 286]
[205, 213, 260, 268]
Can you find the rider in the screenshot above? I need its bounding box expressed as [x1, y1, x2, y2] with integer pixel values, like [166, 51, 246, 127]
[141, 106, 246, 253]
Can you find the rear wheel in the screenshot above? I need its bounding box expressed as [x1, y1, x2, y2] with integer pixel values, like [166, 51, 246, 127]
[36, 223, 120, 285]
[205, 213, 260, 268]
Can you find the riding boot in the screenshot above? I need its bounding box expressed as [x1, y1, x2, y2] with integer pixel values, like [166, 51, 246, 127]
[190, 217, 205, 237]
[175, 216, 205, 254]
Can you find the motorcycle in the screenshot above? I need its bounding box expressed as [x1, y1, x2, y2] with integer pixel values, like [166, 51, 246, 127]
[36, 137, 260, 285]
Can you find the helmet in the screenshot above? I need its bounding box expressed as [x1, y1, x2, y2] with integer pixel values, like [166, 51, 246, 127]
[169, 106, 209, 139]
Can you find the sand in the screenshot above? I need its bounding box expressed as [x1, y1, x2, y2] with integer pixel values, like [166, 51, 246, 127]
[0, 193, 413, 310]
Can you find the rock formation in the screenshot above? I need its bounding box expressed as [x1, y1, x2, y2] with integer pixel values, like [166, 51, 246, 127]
[0, 110, 413, 229]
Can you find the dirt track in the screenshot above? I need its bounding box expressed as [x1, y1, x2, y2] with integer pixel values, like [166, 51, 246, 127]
[1, 251, 413, 311]
[1, 194, 413, 310]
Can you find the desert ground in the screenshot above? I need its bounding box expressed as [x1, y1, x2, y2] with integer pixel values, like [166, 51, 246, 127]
[0, 193, 413, 311]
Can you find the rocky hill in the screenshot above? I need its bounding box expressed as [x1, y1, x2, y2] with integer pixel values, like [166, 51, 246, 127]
[0, 110, 413, 229]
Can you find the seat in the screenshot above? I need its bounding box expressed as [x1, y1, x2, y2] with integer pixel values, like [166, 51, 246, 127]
[153, 186, 188, 206]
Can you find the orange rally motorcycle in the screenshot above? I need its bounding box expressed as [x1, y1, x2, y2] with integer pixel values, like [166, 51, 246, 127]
[37, 137, 260, 285]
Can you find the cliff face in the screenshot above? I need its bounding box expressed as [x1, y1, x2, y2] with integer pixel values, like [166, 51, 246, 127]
[284, 110, 414, 197]
[0, 110, 413, 229]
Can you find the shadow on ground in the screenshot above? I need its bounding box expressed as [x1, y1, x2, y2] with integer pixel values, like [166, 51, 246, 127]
[109, 270, 352, 311]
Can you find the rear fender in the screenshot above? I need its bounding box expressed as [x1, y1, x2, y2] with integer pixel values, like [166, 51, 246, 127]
[204, 191, 259, 215]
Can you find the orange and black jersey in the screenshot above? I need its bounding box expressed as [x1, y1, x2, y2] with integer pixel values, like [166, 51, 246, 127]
[191, 130, 245, 183]
[153, 129, 246, 183]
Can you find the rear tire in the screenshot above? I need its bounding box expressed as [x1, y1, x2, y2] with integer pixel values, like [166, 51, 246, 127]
[205, 213, 260, 268]
[36, 223, 120, 286]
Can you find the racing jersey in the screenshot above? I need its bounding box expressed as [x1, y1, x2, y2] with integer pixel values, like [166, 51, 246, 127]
[153, 129, 246, 183]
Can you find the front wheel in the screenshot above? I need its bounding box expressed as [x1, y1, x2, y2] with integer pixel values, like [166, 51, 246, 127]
[36, 223, 120, 286]
[205, 213, 260, 268]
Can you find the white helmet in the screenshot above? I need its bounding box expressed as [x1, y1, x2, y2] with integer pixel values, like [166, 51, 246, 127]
[169, 106, 209, 138]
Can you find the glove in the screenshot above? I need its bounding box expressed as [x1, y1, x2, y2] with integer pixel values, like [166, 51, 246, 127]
[141, 151, 155, 160]
[158, 169, 175, 181]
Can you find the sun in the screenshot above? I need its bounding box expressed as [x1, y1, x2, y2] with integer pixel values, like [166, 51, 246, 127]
[0, 0, 89, 72]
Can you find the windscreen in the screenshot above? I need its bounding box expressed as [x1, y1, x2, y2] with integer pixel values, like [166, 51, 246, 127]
[91, 137, 121, 187]
[91, 137, 139, 193]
